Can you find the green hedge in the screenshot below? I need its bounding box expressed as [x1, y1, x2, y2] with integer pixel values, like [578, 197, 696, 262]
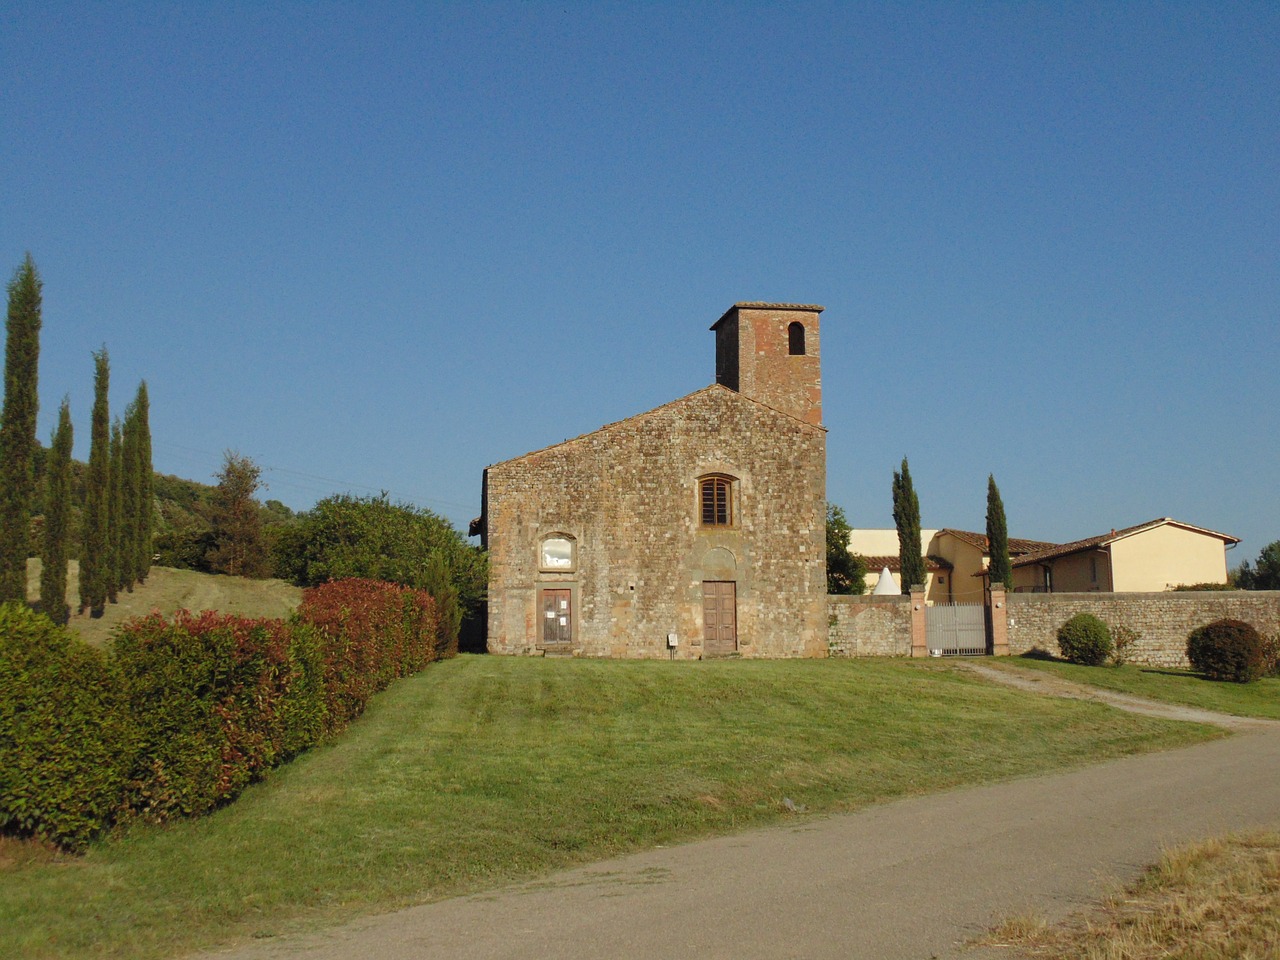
[114, 611, 324, 821]
[0, 579, 440, 849]
[0, 604, 130, 850]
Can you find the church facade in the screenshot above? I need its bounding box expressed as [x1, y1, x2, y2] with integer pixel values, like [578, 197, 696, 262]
[474, 303, 829, 658]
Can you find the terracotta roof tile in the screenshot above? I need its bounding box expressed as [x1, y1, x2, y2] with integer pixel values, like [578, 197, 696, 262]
[1011, 518, 1240, 567]
[858, 555, 952, 573]
[937, 529, 1057, 556]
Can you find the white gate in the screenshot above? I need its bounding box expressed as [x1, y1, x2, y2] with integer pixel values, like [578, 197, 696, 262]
[926, 603, 988, 656]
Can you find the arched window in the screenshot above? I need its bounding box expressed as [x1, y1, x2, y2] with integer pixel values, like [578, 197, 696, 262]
[539, 535, 575, 571]
[788, 321, 806, 355]
[699, 476, 733, 526]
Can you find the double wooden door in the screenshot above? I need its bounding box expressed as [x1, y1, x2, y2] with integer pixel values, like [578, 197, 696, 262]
[702, 581, 737, 655]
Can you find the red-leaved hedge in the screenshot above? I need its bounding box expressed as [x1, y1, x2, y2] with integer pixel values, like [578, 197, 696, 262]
[114, 611, 322, 822]
[296, 578, 441, 733]
[1, 579, 443, 849]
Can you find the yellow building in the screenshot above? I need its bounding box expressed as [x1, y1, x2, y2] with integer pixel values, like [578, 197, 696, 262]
[931, 529, 1057, 602]
[1009, 518, 1240, 593]
[848, 518, 1237, 598]
[847, 528, 1051, 602]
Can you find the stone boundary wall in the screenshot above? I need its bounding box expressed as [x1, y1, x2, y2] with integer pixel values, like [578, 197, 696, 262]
[827, 594, 912, 657]
[1006, 591, 1280, 668]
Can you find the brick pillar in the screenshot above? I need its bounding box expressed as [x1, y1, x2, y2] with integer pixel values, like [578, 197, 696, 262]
[910, 585, 928, 658]
[988, 583, 1009, 656]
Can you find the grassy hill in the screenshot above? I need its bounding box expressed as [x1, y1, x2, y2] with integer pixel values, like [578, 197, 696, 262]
[26, 558, 303, 647]
[0, 655, 1219, 960]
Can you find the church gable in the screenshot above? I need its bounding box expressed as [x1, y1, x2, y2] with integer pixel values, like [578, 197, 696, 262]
[481, 304, 828, 660]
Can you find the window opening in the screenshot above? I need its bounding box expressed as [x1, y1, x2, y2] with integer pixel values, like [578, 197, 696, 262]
[540, 536, 575, 571]
[700, 476, 733, 526]
[788, 322, 806, 355]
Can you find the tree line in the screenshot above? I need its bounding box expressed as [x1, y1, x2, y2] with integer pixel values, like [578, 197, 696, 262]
[0, 256, 153, 624]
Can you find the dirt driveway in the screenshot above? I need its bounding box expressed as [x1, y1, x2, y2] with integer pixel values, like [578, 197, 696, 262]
[194, 671, 1280, 960]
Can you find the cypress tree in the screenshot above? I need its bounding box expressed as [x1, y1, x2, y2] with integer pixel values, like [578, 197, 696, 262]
[80, 349, 110, 617]
[107, 419, 123, 603]
[39, 399, 73, 625]
[0, 255, 42, 603]
[133, 381, 153, 582]
[892, 457, 926, 595]
[986, 474, 1013, 591]
[121, 398, 140, 591]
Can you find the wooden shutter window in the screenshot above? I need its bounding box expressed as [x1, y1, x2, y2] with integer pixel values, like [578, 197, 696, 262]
[700, 477, 732, 526]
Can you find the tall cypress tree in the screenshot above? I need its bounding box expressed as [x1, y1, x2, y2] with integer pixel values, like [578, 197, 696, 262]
[107, 419, 123, 603]
[121, 398, 140, 592]
[40, 399, 73, 625]
[133, 381, 153, 583]
[986, 474, 1013, 590]
[80, 349, 110, 617]
[892, 457, 926, 595]
[0, 255, 42, 604]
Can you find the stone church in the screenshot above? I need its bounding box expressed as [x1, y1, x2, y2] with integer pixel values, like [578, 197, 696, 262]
[473, 303, 828, 658]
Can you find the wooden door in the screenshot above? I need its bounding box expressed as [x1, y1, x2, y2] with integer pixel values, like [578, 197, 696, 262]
[702, 581, 737, 655]
[541, 588, 572, 645]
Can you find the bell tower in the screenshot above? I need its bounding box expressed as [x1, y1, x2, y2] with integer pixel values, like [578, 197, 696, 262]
[711, 302, 824, 426]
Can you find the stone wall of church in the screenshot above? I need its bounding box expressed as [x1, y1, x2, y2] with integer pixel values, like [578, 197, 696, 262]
[484, 386, 827, 658]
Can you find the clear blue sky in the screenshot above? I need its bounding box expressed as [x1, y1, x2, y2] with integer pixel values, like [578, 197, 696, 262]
[3, 2, 1277, 558]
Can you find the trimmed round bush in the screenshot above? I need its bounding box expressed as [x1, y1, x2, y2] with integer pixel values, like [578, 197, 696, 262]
[1057, 613, 1113, 666]
[1186, 618, 1267, 683]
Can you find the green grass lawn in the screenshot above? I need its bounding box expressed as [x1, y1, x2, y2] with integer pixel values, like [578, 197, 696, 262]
[0, 655, 1221, 960]
[991, 656, 1280, 719]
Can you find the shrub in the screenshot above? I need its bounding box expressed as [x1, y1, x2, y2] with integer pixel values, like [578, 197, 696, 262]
[1262, 633, 1280, 679]
[273, 493, 487, 615]
[3, 579, 445, 848]
[296, 578, 439, 734]
[1057, 613, 1113, 666]
[1172, 582, 1236, 591]
[1186, 618, 1268, 683]
[0, 604, 130, 849]
[1109, 624, 1141, 666]
[114, 611, 321, 821]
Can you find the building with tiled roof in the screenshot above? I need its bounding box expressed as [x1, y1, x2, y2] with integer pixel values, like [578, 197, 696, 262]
[1010, 518, 1240, 592]
[848, 527, 1055, 602]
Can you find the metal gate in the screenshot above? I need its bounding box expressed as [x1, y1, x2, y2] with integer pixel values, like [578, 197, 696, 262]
[926, 602, 988, 656]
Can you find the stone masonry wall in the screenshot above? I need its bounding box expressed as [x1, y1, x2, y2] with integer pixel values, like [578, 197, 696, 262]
[1006, 591, 1280, 668]
[827, 594, 912, 657]
[485, 385, 827, 659]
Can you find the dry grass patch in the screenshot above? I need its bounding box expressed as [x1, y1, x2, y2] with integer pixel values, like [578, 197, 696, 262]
[984, 833, 1280, 959]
